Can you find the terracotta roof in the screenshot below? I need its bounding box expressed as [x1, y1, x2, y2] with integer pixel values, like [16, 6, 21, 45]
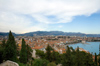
[32, 46, 44, 49]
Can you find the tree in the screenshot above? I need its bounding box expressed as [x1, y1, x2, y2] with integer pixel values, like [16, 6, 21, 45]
[62, 46, 73, 66]
[47, 62, 57, 66]
[20, 38, 27, 64]
[3, 31, 17, 61]
[0, 39, 6, 63]
[84, 53, 94, 66]
[51, 50, 62, 64]
[36, 49, 45, 59]
[26, 44, 32, 62]
[51, 50, 56, 62]
[46, 44, 52, 61]
[75, 47, 83, 66]
[32, 59, 49, 66]
[0, 45, 3, 63]
[98, 57, 100, 66]
[2, 39, 6, 47]
[95, 53, 97, 66]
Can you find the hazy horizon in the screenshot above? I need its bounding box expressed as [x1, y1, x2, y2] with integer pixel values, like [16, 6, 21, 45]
[1, 30, 100, 34]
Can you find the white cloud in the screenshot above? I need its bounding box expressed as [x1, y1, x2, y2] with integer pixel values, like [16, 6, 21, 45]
[0, 11, 46, 33]
[0, 0, 100, 33]
[58, 25, 63, 28]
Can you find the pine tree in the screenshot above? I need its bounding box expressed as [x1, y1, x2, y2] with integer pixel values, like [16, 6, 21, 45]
[26, 44, 32, 62]
[3, 31, 17, 61]
[75, 46, 82, 66]
[46, 44, 52, 61]
[0, 39, 6, 63]
[95, 53, 97, 66]
[51, 49, 56, 62]
[62, 46, 72, 66]
[0, 44, 3, 63]
[20, 38, 27, 64]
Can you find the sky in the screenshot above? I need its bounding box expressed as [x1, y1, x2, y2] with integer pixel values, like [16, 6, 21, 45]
[0, 0, 100, 34]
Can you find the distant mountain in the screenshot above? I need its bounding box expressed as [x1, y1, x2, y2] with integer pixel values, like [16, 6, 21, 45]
[0, 31, 100, 37]
[0, 32, 17, 36]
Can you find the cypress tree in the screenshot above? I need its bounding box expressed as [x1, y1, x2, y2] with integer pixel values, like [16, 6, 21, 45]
[0, 39, 6, 63]
[3, 31, 17, 61]
[46, 44, 52, 61]
[75, 47, 82, 66]
[26, 44, 32, 62]
[62, 46, 72, 66]
[51, 49, 56, 62]
[20, 38, 27, 64]
[0, 45, 3, 63]
[95, 53, 97, 66]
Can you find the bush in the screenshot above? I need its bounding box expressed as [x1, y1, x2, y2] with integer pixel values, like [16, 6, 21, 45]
[17, 62, 26, 66]
[32, 59, 49, 66]
[47, 62, 57, 66]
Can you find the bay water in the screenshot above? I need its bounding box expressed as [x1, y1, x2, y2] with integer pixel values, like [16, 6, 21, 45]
[68, 42, 100, 55]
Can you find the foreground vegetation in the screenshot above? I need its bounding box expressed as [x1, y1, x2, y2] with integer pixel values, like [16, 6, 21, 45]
[0, 31, 100, 66]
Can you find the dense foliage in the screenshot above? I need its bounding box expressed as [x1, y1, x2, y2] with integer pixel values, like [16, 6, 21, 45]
[32, 59, 49, 66]
[0, 31, 33, 65]
[26, 44, 33, 62]
[19, 38, 27, 64]
[3, 31, 17, 62]
[0, 44, 3, 63]
[36, 45, 98, 66]
[47, 62, 57, 66]
[98, 57, 100, 66]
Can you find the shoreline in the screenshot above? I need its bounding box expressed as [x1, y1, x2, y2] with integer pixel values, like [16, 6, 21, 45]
[65, 41, 100, 45]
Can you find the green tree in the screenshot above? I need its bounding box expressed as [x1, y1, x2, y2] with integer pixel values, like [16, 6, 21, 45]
[51, 49, 62, 64]
[2, 39, 6, 47]
[26, 44, 32, 62]
[46, 44, 52, 61]
[84, 53, 94, 66]
[0, 39, 6, 63]
[51, 50, 56, 62]
[36, 49, 45, 59]
[0, 45, 3, 63]
[98, 57, 100, 66]
[20, 38, 27, 64]
[3, 31, 17, 61]
[32, 59, 49, 66]
[95, 53, 97, 66]
[62, 46, 73, 66]
[47, 62, 57, 66]
[75, 47, 83, 66]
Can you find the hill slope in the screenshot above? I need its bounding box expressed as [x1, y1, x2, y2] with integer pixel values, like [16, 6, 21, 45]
[0, 31, 100, 37]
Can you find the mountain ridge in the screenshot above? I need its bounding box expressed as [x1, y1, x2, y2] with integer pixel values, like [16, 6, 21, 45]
[0, 31, 100, 37]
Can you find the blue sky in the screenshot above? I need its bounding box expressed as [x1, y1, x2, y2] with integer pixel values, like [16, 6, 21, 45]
[0, 0, 100, 34]
[47, 13, 100, 34]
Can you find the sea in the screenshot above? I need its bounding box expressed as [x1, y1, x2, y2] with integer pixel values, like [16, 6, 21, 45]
[68, 42, 100, 55]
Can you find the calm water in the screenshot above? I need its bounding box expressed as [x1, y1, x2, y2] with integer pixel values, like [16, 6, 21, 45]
[68, 42, 100, 55]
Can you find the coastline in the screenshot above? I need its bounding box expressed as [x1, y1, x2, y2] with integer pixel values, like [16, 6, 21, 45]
[65, 41, 100, 45]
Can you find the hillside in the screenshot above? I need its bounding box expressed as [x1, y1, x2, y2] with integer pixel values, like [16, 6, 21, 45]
[0, 31, 100, 37]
